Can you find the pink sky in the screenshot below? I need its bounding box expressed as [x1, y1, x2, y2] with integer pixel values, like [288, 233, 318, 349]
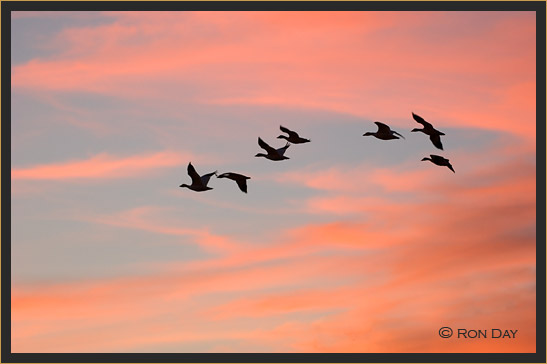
[11, 10, 536, 353]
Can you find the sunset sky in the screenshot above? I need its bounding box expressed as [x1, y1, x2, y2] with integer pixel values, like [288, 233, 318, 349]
[11, 10, 536, 353]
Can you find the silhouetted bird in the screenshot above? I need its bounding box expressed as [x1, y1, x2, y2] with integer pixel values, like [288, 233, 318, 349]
[217, 172, 251, 193]
[179, 162, 217, 191]
[277, 125, 310, 144]
[363, 121, 405, 140]
[421, 154, 455, 173]
[255, 137, 290, 161]
[411, 112, 445, 150]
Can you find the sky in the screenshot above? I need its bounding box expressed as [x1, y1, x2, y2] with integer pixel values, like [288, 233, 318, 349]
[10, 10, 537, 353]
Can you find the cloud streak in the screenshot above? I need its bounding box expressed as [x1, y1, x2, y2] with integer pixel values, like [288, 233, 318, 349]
[12, 151, 190, 180]
[12, 11, 536, 137]
[87, 206, 247, 254]
[11, 10, 536, 354]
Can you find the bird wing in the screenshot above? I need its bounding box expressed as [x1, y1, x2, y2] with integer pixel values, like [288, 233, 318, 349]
[392, 130, 405, 139]
[430, 134, 444, 150]
[430, 154, 448, 163]
[235, 178, 248, 193]
[258, 137, 276, 154]
[200, 171, 217, 186]
[277, 142, 290, 156]
[231, 173, 250, 180]
[280, 125, 299, 138]
[374, 121, 392, 134]
[412, 112, 433, 129]
[187, 163, 202, 185]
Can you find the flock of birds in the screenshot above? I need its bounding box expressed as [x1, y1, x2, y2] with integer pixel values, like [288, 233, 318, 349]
[179, 112, 455, 194]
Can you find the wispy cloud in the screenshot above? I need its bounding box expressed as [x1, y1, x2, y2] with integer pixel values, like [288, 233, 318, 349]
[87, 206, 247, 254]
[12, 12, 535, 137]
[11, 10, 536, 354]
[12, 151, 191, 180]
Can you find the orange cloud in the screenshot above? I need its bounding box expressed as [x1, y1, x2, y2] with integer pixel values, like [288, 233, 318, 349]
[13, 141, 535, 352]
[88, 206, 246, 254]
[203, 287, 354, 321]
[12, 12, 536, 138]
[11, 253, 378, 352]
[12, 193, 536, 353]
[277, 146, 535, 212]
[11, 11, 537, 353]
[11, 151, 190, 180]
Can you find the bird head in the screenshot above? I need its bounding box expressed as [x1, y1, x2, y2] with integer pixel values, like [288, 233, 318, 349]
[277, 135, 288, 140]
[363, 132, 374, 137]
[411, 128, 421, 132]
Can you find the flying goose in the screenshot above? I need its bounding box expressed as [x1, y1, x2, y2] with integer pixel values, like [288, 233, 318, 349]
[363, 121, 405, 140]
[421, 154, 455, 173]
[255, 137, 290, 161]
[411, 112, 445, 150]
[277, 125, 310, 144]
[216, 172, 251, 193]
[179, 162, 217, 191]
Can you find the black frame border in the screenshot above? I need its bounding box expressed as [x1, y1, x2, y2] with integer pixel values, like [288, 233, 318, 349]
[1, 1, 545, 363]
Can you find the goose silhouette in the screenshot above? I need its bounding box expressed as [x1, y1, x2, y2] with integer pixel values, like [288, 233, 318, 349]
[277, 125, 310, 144]
[421, 154, 455, 173]
[411, 112, 445, 150]
[179, 162, 217, 191]
[217, 172, 251, 193]
[363, 121, 405, 140]
[255, 137, 290, 161]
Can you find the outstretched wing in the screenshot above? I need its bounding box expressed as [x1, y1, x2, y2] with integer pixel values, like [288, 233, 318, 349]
[412, 112, 433, 129]
[217, 172, 250, 193]
[235, 178, 249, 193]
[258, 137, 276, 154]
[430, 134, 444, 150]
[280, 125, 299, 139]
[374, 121, 392, 134]
[277, 142, 290, 156]
[430, 154, 449, 163]
[187, 163, 201, 185]
[200, 171, 217, 186]
[392, 130, 405, 140]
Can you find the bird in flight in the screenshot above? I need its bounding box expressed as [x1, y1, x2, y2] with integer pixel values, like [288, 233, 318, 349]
[179, 162, 217, 191]
[255, 137, 290, 161]
[411, 112, 445, 150]
[421, 154, 455, 173]
[217, 172, 251, 193]
[363, 121, 405, 140]
[277, 125, 310, 144]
